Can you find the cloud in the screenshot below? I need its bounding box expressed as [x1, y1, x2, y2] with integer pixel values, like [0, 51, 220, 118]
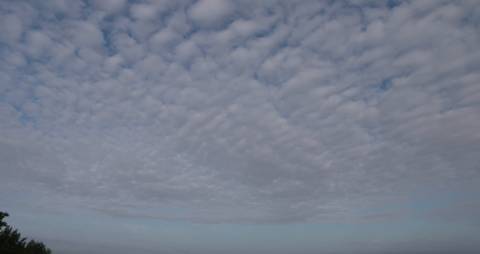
[0, 14, 23, 45]
[188, 0, 234, 28]
[130, 3, 157, 20]
[0, 0, 479, 226]
[68, 21, 105, 49]
[93, 0, 126, 14]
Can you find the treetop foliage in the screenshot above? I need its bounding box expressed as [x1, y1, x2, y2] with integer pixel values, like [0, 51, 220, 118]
[0, 211, 52, 254]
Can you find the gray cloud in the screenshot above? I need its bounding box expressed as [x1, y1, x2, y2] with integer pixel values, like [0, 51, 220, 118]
[0, 0, 479, 226]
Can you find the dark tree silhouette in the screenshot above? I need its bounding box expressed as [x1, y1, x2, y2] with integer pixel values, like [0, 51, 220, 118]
[0, 211, 51, 254]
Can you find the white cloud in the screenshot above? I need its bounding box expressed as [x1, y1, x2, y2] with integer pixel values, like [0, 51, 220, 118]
[0, 0, 479, 226]
[130, 3, 157, 20]
[188, 0, 234, 28]
[68, 21, 105, 49]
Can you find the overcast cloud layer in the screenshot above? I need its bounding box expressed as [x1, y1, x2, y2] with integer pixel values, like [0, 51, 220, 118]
[1, 0, 480, 238]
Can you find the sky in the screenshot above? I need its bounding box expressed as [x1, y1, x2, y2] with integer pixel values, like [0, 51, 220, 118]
[0, 0, 480, 253]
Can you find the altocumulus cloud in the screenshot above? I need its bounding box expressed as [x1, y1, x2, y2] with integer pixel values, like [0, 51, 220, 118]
[1, 0, 480, 224]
